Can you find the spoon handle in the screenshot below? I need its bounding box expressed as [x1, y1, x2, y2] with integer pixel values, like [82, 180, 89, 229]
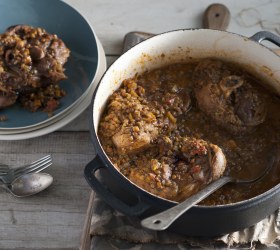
[203, 3, 230, 30]
[0, 183, 14, 195]
[141, 176, 233, 231]
[0, 183, 9, 189]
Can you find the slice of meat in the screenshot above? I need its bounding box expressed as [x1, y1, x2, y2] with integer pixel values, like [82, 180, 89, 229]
[112, 112, 158, 154]
[36, 57, 66, 82]
[6, 25, 70, 68]
[234, 86, 267, 126]
[0, 25, 70, 112]
[195, 82, 248, 134]
[193, 59, 267, 135]
[210, 144, 227, 180]
[169, 136, 226, 201]
[112, 128, 152, 155]
[179, 137, 226, 182]
[50, 39, 70, 65]
[156, 134, 227, 201]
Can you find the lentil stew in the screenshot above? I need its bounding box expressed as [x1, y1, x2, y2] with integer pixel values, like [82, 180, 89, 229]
[0, 25, 70, 115]
[98, 58, 280, 205]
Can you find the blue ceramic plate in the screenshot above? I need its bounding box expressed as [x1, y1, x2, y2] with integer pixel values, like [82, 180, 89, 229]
[0, 0, 98, 129]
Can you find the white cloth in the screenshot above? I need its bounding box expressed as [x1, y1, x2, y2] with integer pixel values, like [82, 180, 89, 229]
[90, 195, 280, 249]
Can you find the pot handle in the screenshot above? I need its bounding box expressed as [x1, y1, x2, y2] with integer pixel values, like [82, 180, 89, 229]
[84, 155, 150, 216]
[250, 31, 280, 47]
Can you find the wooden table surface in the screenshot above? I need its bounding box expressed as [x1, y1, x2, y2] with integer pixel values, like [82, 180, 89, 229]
[0, 0, 279, 249]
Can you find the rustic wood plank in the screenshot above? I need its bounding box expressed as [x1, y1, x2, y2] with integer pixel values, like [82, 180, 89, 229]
[79, 191, 96, 250]
[0, 132, 95, 249]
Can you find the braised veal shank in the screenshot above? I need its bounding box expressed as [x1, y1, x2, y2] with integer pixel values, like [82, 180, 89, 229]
[98, 59, 279, 204]
[0, 25, 70, 113]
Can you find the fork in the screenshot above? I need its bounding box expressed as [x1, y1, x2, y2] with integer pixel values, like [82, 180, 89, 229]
[0, 155, 52, 184]
[0, 155, 51, 173]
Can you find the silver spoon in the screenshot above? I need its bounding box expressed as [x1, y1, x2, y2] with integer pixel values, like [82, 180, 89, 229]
[1, 172, 53, 197]
[141, 150, 278, 231]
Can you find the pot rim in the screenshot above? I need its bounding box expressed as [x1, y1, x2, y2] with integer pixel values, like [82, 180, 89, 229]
[89, 28, 280, 209]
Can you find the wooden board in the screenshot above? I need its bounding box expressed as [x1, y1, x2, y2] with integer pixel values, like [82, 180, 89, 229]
[0, 132, 95, 249]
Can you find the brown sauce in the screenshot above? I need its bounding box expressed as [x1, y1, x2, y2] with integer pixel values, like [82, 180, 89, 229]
[98, 59, 280, 205]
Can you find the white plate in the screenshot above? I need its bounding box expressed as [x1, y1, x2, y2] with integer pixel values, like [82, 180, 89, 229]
[0, 38, 106, 140]
[0, 0, 100, 130]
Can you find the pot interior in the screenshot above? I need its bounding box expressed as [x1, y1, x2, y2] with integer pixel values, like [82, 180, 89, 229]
[92, 29, 280, 206]
[94, 29, 280, 129]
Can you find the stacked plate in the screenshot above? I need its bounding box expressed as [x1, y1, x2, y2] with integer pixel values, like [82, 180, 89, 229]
[0, 0, 106, 140]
